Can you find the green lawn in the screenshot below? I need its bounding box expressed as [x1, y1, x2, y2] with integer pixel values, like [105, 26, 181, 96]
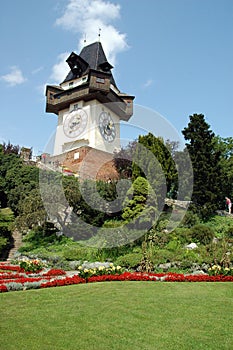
[1, 282, 233, 350]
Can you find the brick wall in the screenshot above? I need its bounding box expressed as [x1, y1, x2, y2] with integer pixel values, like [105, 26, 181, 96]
[46, 146, 119, 181]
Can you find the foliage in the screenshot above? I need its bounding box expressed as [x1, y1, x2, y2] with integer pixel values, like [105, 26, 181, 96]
[0, 208, 14, 259]
[1, 141, 20, 155]
[14, 189, 47, 232]
[0, 236, 8, 255]
[132, 133, 178, 201]
[190, 224, 215, 245]
[206, 215, 233, 238]
[213, 136, 233, 200]
[180, 210, 200, 228]
[19, 224, 64, 250]
[182, 114, 222, 218]
[122, 176, 158, 230]
[169, 227, 192, 245]
[173, 147, 193, 201]
[208, 265, 233, 276]
[0, 146, 39, 213]
[115, 252, 143, 268]
[62, 244, 99, 261]
[113, 140, 137, 178]
[77, 263, 123, 279]
[19, 258, 45, 272]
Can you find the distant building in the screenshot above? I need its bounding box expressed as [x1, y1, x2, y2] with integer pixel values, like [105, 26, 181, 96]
[20, 147, 32, 162]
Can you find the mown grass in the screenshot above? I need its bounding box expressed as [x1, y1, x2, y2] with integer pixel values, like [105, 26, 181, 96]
[1, 282, 233, 350]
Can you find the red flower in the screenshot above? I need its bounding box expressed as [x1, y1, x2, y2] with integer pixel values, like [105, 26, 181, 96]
[0, 285, 8, 293]
[42, 269, 66, 276]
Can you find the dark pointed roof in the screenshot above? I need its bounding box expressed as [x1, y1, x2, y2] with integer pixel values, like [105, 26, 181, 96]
[63, 42, 116, 86]
[80, 42, 113, 71]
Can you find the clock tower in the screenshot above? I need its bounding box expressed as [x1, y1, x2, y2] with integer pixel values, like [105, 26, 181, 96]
[45, 41, 134, 179]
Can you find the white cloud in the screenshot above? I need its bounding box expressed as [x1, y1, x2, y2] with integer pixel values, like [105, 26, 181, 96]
[31, 66, 44, 75]
[142, 79, 153, 89]
[49, 52, 70, 84]
[0, 66, 27, 87]
[55, 0, 128, 65]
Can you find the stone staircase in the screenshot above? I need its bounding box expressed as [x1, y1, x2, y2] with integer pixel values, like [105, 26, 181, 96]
[7, 230, 22, 261]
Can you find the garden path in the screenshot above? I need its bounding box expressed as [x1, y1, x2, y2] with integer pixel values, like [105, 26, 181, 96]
[7, 230, 22, 261]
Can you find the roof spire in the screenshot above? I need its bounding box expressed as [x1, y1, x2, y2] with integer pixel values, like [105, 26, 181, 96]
[98, 28, 101, 41]
[83, 34, 87, 46]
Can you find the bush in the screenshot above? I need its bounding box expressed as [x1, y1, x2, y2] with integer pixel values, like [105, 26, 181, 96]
[150, 249, 174, 264]
[190, 224, 215, 245]
[180, 211, 200, 228]
[206, 215, 233, 238]
[170, 228, 192, 245]
[0, 236, 8, 254]
[19, 258, 45, 272]
[63, 246, 98, 261]
[115, 253, 142, 269]
[226, 226, 233, 238]
[102, 220, 124, 228]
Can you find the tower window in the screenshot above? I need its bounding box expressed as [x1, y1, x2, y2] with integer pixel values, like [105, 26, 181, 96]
[96, 77, 105, 84]
[74, 152, 80, 160]
[69, 82, 74, 88]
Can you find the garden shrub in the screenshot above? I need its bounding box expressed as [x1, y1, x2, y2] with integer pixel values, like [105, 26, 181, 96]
[63, 246, 98, 261]
[190, 224, 215, 245]
[206, 215, 233, 238]
[115, 253, 142, 269]
[226, 226, 233, 238]
[180, 211, 200, 228]
[0, 236, 8, 254]
[147, 229, 170, 248]
[102, 220, 124, 228]
[150, 249, 174, 264]
[170, 227, 192, 245]
[166, 239, 180, 251]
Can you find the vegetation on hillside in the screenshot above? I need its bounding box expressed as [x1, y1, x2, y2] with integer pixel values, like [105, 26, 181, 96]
[0, 114, 233, 270]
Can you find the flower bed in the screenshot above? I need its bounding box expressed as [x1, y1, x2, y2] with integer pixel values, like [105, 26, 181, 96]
[0, 262, 233, 293]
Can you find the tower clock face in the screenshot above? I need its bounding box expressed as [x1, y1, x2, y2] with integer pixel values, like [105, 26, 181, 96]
[63, 109, 88, 138]
[99, 111, 116, 143]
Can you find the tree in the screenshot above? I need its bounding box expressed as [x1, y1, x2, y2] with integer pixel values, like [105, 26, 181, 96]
[15, 189, 47, 232]
[122, 176, 158, 230]
[1, 142, 20, 155]
[0, 208, 14, 259]
[213, 136, 233, 205]
[182, 114, 222, 218]
[114, 140, 137, 178]
[132, 133, 177, 206]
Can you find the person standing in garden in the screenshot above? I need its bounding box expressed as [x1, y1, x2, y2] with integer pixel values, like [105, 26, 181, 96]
[225, 197, 232, 214]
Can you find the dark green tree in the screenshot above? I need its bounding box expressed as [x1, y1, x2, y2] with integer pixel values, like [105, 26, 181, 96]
[113, 140, 137, 178]
[182, 114, 222, 218]
[0, 208, 14, 259]
[132, 133, 177, 206]
[213, 136, 233, 205]
[15, 189, 47, 232]
[122, 176, 158, 230]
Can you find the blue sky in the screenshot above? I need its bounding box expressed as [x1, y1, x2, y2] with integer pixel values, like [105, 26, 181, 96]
[0, 0, 232, 155]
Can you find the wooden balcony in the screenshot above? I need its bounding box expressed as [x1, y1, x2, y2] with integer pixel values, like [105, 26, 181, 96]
[45, 72, 134, 120]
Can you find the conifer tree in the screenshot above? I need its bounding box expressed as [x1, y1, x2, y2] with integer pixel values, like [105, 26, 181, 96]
[182, 114, 222, 218]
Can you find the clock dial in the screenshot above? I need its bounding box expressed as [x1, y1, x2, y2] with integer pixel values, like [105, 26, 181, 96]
[99, 111, 116, 143]
[63, 109, 88, 138]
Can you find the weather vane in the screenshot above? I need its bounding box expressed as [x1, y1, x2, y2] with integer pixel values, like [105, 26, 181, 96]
[98, 28, 101, 41]
[83, 33, 87, 45]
